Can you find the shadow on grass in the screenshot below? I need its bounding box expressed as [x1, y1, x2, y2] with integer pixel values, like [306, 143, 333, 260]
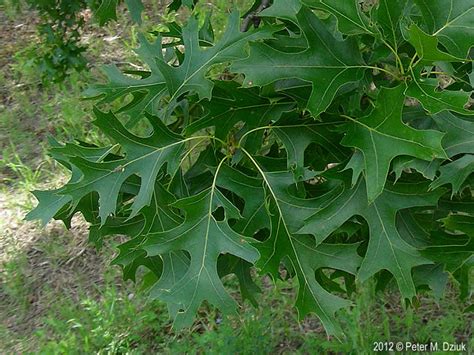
[1, 201, 472, 354]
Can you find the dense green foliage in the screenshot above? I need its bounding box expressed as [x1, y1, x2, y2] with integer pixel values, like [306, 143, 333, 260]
[25, 0, 147, 82]
[25, 0, 92, 82]
[28, 0, 473, 338]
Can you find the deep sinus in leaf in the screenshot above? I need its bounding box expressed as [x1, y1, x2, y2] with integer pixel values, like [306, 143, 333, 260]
[28, 0, 474, 339]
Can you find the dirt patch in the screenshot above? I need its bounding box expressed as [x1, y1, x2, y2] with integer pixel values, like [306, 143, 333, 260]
[0, 184, 119, 350]
[0, 4, 143, 350]
[0, 10, 38, 80]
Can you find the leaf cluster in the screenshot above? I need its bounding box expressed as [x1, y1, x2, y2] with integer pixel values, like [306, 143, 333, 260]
[25, 0, 92, 82]
[25, 0, 147, 83]
[28, 0, 474, 338]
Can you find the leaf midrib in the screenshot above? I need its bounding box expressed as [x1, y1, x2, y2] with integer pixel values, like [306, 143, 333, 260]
[241, 148, 335, 333]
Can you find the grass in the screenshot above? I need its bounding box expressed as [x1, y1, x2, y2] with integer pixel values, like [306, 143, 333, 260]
[2, 233, 471, 354]
[0, 1, 472, 354]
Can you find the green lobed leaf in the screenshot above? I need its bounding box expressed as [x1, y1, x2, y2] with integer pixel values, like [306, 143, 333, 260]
[186, 81, 294, 152]
[142, 175, 260, 328]
[302, 0, 374, 35]
[273, 119, 348, 180]
[422, 230, 474, 274]
[299, 179, 445, 300]
[406, 67, 473, 116]
[430, 155, 474, 195]
[156, 11, 277, 109]
[216, 164, 270, 237]
[413, 0, 474, 59]
[392, 156, 441, 181]
[60, 109, 189, 223]
[86, 13, 276, 124]
[432, 112, 474, 157]
[231, 4, 366, 117]
[238, 154, 360, 339]
[408, 24, 463, 64]
[84, 34, 167, 126]
[375, 0, 409, 48]
[341, 85, 447, 201]
[25, 141, 118, 226]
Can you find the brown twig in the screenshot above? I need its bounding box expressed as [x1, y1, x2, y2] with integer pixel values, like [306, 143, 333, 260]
[241, 0, 272, 32]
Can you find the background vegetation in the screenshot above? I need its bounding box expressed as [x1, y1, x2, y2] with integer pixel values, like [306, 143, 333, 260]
[0, 0, 472, 353]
